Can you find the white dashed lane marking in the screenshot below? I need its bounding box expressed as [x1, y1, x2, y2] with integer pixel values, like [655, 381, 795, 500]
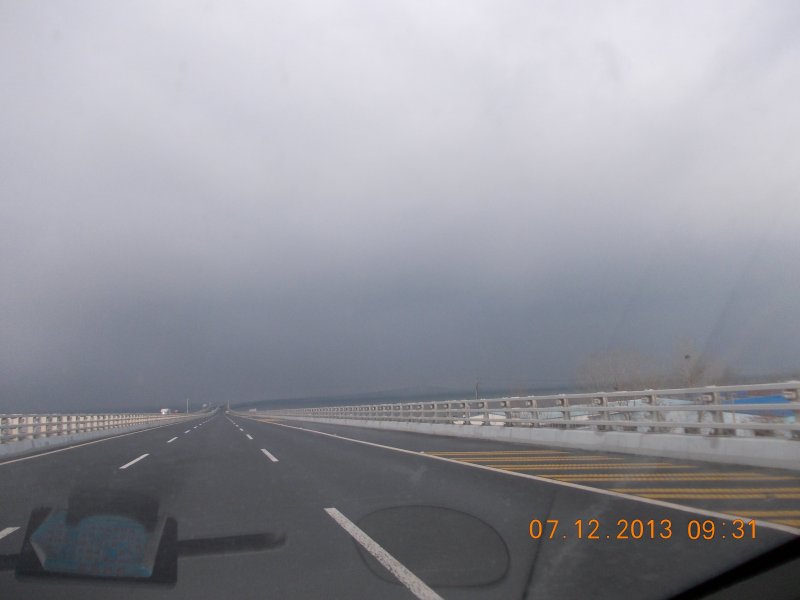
[324, 508, 442, 600]
[119, 454, 150, 470]
[260, 449, 279, 462]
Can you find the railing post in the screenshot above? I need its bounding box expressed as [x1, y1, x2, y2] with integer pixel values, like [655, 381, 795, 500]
[559, 397, 570, 429]
[502, 401, 512, 427]
[710, 390, 733, 436]
[649, 393, 665, 433]
[685, 395, 705, 435]
[787, 387, 800, 440]
[481, 401, 489, 426]
[528, 399, 538, 427]
[594, 397, 608, 431]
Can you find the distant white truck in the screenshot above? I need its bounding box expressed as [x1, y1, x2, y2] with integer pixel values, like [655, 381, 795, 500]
[160, 408, 170, 415]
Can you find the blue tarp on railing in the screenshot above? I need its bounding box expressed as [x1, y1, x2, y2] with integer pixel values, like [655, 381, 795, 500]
[725, 395, 793, 418]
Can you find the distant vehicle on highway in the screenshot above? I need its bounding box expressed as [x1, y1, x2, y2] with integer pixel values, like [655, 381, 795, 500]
[160, 408, 170, 415]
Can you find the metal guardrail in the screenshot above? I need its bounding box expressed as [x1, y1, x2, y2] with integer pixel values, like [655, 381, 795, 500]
[0, 413, 191, 444]
[245, 382, 800, 440]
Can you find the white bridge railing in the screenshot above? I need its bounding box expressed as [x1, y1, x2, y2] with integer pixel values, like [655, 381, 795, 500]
[250, 382, 800, 440]
[0, 412, 191, 444]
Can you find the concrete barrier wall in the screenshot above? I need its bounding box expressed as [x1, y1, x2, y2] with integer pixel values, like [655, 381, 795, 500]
[269, 416, 800, 472]
[0, 417, 196, 460]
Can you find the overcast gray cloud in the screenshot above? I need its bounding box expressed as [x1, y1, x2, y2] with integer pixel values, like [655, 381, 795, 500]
[2, 1, 799, 411]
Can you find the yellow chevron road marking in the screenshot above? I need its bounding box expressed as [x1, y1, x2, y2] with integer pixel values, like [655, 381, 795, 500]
[723, 510, 800, 517]
[429, 450, 569, 456]
[610, 488, 800, 494]
[488, 463, 691, 471]
[547, 473, 794, 481]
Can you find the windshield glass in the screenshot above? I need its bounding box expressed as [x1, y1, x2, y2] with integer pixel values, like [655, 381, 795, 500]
[2, 2, 799, 598]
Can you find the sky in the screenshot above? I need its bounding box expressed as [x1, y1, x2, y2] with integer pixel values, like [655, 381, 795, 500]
[1, 1, 799, 412]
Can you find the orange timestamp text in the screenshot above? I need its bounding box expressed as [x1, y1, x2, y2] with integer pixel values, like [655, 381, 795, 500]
[528, 518, 757, 541]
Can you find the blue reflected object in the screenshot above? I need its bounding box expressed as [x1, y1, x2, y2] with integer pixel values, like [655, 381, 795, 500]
[30, 511, 155, 578]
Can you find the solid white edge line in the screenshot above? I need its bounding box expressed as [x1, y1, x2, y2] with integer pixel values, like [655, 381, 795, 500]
[0, 420, 197, 467]
[324, 507, 443, 600]
[166, 437, 178, 444]
[260, 448, 279, 462]
[0, 527, 20, 541]
[246, 417, 800, 537]
[119, 453, 150, 470]
[246, 434, 253, 440]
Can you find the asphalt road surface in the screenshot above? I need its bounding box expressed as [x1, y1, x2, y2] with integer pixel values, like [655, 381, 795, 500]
[1, 411, 797, 599]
